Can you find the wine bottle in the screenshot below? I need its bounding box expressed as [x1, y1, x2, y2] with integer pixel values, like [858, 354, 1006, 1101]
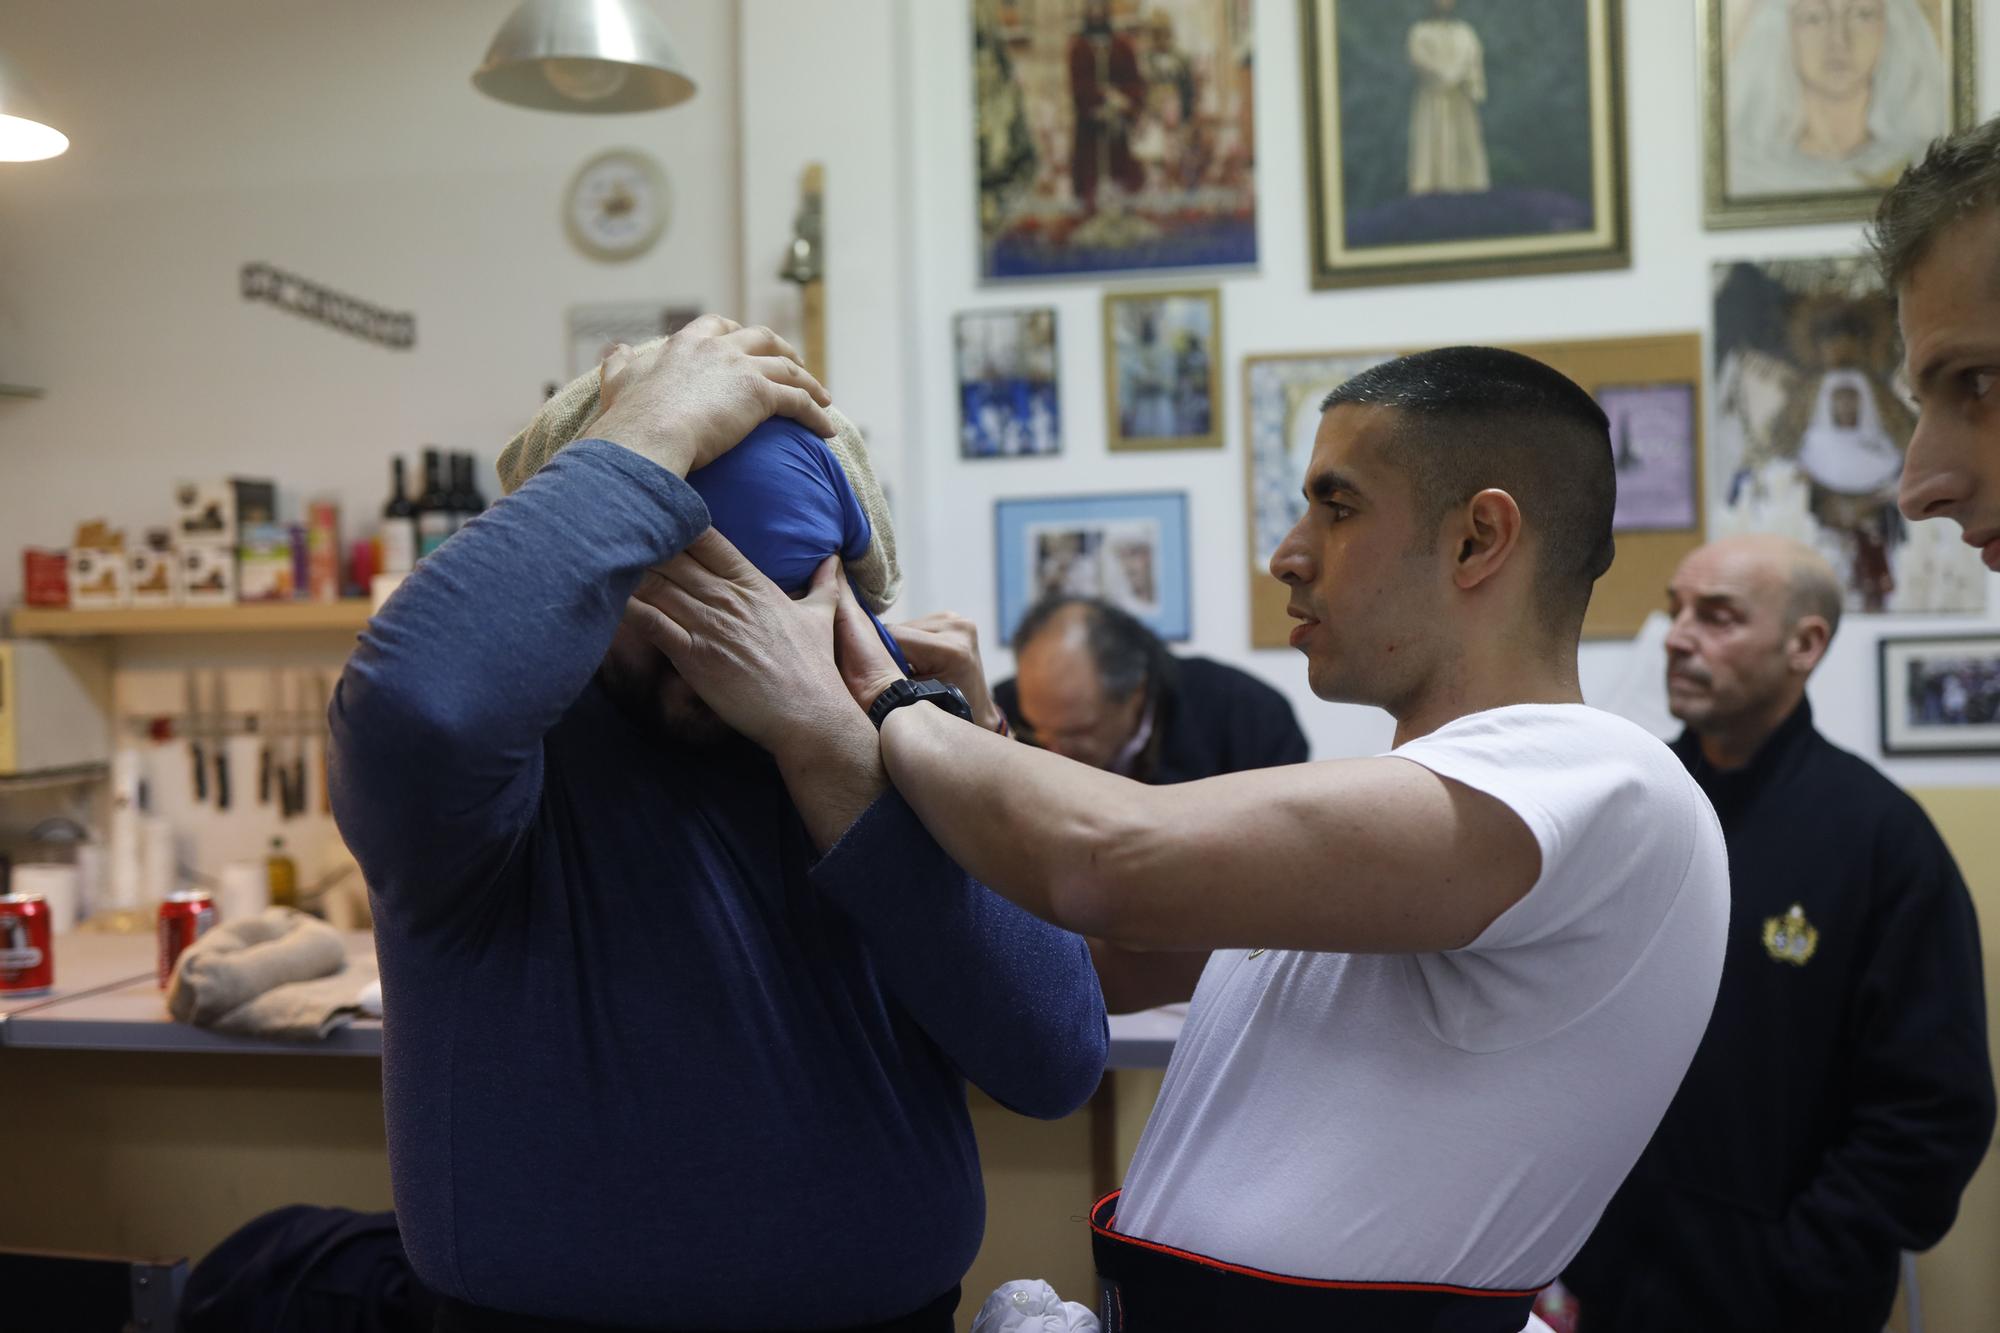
[380, 456, 418, 575]
[416, 448, 453, 557]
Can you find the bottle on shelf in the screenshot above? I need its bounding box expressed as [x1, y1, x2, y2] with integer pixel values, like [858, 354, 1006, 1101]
[379, 456, 419, 575]
[266, 836, 298, 912]
[458, 453, 487, 520]
[416, 448, 454, 557]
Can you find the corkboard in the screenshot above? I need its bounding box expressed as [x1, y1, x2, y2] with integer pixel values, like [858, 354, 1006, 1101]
[1242, 333, 1703, 648]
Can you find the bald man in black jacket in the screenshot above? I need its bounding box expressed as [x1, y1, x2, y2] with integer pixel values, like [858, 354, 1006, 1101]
[1564, 536, 1995, 1331]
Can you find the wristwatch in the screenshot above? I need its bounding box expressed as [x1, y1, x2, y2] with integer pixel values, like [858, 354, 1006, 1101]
[868, 678, 975, 730]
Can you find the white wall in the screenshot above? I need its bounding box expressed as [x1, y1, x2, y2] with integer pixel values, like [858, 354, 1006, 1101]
[0, 0, 743, 875]
[890, 0, 2000, 784]
[0, 0, 741, 604]
[736, 0, 918, 510]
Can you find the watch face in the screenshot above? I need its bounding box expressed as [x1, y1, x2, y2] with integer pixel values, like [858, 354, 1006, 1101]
[565, 149, 668, 261]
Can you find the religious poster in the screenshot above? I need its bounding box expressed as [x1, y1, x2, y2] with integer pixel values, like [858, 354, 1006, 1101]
[956, 308, 1062, 458]
[1711, 257, 1985, 613]
[1102, 289, 1221, 449]
[1702, 0, 1973, 228]
[1301, 0, 1628, 288]
[973, 0, 1257, 279]
[1600, 383, 1699, 533]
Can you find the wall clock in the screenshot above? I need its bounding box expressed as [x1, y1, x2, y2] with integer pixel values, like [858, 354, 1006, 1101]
[564, 148, 669, 262]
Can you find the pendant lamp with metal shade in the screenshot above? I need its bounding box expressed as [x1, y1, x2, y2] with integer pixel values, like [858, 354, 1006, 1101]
[473, 0, 696, 113]
[0, 50, 69, 161]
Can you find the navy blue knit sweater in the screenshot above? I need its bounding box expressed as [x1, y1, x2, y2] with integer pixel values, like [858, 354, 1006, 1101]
[329, 439, 1108, 1329]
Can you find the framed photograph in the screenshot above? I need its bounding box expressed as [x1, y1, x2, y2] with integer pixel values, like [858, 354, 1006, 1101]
[1241, 336, 1704, 647]
[1301, 0, 1628, 289]
[1602, 383, 1699, 533]
[956, 308, 1062, 459]
[973, 0, 1257, 279]
[1702, 0, 1975, 229]
[1711, 257, 1985, 613]
[1880, 635, 2000, 755]
[1242, 349, 1399, 647]
[566, 302, 702, 377]
[996, 492, 1190, 643]
[1103, 288, 1221, 449]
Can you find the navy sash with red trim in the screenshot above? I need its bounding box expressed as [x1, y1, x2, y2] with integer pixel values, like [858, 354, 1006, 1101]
[1090, 1191, 1540, 1332]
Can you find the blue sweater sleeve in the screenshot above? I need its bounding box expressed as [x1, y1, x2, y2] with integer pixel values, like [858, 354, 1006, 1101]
[812, 790, 1109, 1119]
[330, 440, 711, 928]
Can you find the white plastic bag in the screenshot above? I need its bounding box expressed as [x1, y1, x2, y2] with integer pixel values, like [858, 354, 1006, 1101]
[971, 1279, 1100, 1333]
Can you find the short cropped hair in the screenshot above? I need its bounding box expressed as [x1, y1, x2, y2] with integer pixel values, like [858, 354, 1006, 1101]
[1013, 595, 1173, 704]
[1870, 115, 2000, 289]
[1320, 346, 1615, 634]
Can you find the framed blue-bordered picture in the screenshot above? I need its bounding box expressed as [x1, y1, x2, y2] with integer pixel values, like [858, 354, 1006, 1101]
[956, 307, 1061, 458]
[996, 492, 1191, 644]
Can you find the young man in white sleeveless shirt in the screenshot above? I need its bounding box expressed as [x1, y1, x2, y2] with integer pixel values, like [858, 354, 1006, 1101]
[642, 346, 1730, 1332]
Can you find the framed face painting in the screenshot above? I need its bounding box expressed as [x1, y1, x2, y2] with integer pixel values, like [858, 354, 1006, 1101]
[1880, 634, 2000, 755]
[996, 491, 1191, 644]
[1301, 0, 1628, 288]
[955, 308, 1062, 459]
[1103, 288, 1222, 450]
[1702, 0, 1975, 229]
[1711, 256, 1985, 613]
[973, 0, 1258, 279]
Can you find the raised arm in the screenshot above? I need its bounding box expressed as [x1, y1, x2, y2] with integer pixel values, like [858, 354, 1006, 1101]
[331, 321, 835, 923]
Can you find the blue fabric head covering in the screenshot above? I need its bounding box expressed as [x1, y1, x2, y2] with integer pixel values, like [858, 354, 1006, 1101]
[688, 417, 910, 674]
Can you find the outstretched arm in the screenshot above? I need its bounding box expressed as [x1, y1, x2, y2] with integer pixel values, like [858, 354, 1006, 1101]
[823, 580, 1538, 955]
[875, 702, 1536, 954]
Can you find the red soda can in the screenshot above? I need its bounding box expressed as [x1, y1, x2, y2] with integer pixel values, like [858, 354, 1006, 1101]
[0, 894, 55, 997]
[158, 890, 217, 989]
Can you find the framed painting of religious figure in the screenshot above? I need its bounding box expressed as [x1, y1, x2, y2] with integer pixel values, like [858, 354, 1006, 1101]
[1711, 256, 1985, 613]
[973, 0, 1257, 279]
[1702, 0, 1975, 229]
[1301, 0, 1628, 288]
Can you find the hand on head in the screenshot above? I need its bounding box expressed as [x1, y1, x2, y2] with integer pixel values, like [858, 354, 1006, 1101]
[592, 316, 835, 478]
[622, 530, 857, 759]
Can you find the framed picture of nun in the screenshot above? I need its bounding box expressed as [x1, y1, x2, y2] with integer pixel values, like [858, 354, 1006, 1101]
[1710, 257, 1985, 613]
[1702, 0, 1975, 229]
[1301, 0, 1629, 288]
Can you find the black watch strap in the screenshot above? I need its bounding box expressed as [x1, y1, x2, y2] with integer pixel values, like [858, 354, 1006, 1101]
[868, 678, 974, 729]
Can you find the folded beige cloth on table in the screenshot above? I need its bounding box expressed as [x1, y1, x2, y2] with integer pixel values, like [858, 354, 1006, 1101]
[166, 906, 376, 1041]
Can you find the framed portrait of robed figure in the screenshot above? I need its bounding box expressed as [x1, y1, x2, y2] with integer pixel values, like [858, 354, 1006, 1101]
[973, 0, 1258, 280]
[1702, 0, 1975, 229]
[1301, 0, 1628, 288]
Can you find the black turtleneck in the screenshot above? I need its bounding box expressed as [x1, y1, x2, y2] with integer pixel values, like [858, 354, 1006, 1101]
[1566, 700, 1995, 1332]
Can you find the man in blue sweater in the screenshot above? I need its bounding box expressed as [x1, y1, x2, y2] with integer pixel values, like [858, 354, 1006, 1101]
[329, 320, 1108, 1332]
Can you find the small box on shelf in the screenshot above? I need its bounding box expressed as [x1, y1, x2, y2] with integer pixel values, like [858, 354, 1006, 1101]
[128, 529, 180, 608]
[23, 548, 68, 608]
[173, 477, 275, 548]
[179, 542, 235, 607]
[67, 524, 128, 610]
[238, 523, 295, 602]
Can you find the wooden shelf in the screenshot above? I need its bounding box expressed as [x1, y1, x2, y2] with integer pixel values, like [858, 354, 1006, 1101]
[8, 600, 372, 637]
[0, 762, 109, 792]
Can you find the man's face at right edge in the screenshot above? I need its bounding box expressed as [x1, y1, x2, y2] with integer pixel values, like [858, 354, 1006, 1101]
[1896, 207, 2000, 573]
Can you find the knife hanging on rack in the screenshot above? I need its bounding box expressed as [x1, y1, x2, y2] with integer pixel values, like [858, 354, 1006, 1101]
[185, 669, 207, 804]
[211, 671, 232, 811]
